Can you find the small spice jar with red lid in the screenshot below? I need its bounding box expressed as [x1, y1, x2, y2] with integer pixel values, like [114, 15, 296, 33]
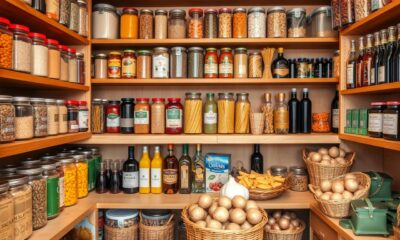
[383, 101, 400, 141]
[29, 32, 48, 77]
[9, 24, 31, 73]
[188, 8, 203, 39]
[368, 102, 386, 138]
[68, 48, 78, 83]
[134, 98, 150, 134]
[106, 100, 121, 133]
[219, 48, 233, 78]
[166, 98, 183, 134]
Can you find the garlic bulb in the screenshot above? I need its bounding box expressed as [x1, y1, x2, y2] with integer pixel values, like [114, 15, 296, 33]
[220, 176, 249, 200]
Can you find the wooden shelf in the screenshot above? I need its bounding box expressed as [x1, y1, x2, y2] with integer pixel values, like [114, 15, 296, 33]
[0, 0, 88, 45]
[341, 0, 400, 36]
[92, 78, 339, 86]
[80, 133, 340, 145]
[339, 133, 400, 152]
[0, 69, 90, 91]
[0, 132, 92, 158]
[91, 38, 338, 49]
[341, 82, 400, 95]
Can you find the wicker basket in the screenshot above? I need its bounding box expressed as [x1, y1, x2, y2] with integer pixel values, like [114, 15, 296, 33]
[394, 227, 400, 239]
[264, 220, 305, 240]
[248, 180, 290, 201]
[309, 172, 371, 218]
[182, 206, 268, 240]
[139, 215, 174, 240]
[397, 204, 400, 227]
[105, 224, 138, 240]
[250, 112, 265, 135]
[303, 148, 355, 186]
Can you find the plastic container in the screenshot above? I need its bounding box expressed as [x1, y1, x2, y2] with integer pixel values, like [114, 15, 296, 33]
[9, 24, 32, 73]
[105, 209, 139, 239]
[60, 158, 78, 207]
[311, 6, 335, 37]
[188, 8, 203, 39]
[0, 17, 12, 69]
[29, 32, 48, 77]
[267, 7, 287, 38]
[170, 47, 187, 78]
[120, 8, 139, 39]
[368, 102, 386, 138]
[287, 8, 306, 38]
[168, 9, 186, 39]
[139, 9, 154, 39]
[248, 7, 266, 38]
[106, 100, 121, 133]
[0, 95, 15, 143]
[41, 162, 60, 219]
[92, 4, 119, 39]
[12, 96, 34, 140]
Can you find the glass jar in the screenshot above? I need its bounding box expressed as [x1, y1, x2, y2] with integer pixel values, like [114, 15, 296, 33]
[106, 100, 121, 133]
[105, 209, 139, 239]
[188, 47, 204, 78]
[69, 0, 79, 32]
[262, 93, 274, 134]
[267, 7, 287, 38]
[166, 98, 183, 134]
[233, 8, 247, 38]
[10, 24, 32, 73]
[152, 47, 169, 78]
[248, 52, 263, 78]
[218, 8, 232, 38]
[91, 98, 105, 134]
[95, 53, 107, 79]
[311, 6, 335, 37]
[68, 48, 78, 83]
[184, 92, 202, 134]
[108, 51, 121, 79]
[234, 48, 248, 78]
[21, 158, 41, 166]
[76, 52, 85, 84]
[204, 48, 218, 78]
[368, 102, 386, 138]
[0, 181, 14, 240]
[219, 48, 233, 78]
[137, 50, 152, 79]
[288, 166, 308, 192]
[168, 9, 186, 39]
[331, 0, 341, 30]
[72, 155, 88, 198]
[355, 0, 371, 21]
[340, 0, 355, 27]
[151, 98, 165, 134]
[77, 0, 88, 36]
[59, 45, 69, 81]
[47, 39, 61, 79]
[155, 9, 168, 39]
[333, 50, 340, 78]
[270, 166, 288, 177]
[45, 99, 59, 136]
[0, 95, 15, 143]
[204, 9, 218, 38]
[203, 93, 217, 134]
[66, 100, 79, 133]
[188, 8, 203, 39]
[122, 50, 136, 79]
[296, 58, 308, 78]
[40, 162, 60, 219]
[274, 93, 289, 134]
[248, 7, 266, 38]
[78, 101, 88, 132]
[120, 8, 138, 39]
[383, 101, 400, 141]
[59, 0, 71, 26]
[287, 8, 306, 38]
[312, 112, 330, 133]
[30, 98, 48, 137]
[12, 97, 34, 140]
[121, 98, 134, 134]
[139, 9, 154, 39]
[59, 158, 77, 207]
[92, 3, 119, 39]
[134, 98, 150, 134]
[235, 93, 251, 134]
[218, 93, 235, 134]
[16, 167, 47, 230]
[79, 150, 95, 192]
[29, 32, 48, 77]
[57, 100, 68, 134]
[170, 46, 187, 78]
[54, 160, 65, 212]
[0, 17, 12, 69]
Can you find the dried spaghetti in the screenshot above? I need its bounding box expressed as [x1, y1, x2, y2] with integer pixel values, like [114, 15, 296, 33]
[184, 93, 203, 134]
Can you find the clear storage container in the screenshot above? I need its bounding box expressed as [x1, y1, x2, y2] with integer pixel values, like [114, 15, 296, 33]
[170, 47, 187, 78]
[72, 154, 88, 198]
[139, 9, 154, 39]
[60, 158, 78, 207]
[69, 0, 80, 32]
[0, 17, 12, 69]
[57, 99, 68, 134]
[288, 166, 308, 192]
[77, 0, 88, 37]
[155, 9, 168, 39]
[248, 7, 266, 38]
[59, 45, 69, 81]
[76, 52, 85, 84]
[168, 9, 186, 39]
[95, 53, 107, 79]
[267, 7, 287, 38]
[188, 8, 203, 39]
[204, 9, 218, 38]
[152, 47, 169, 78]
[311, 6, 335, 37]
[59, 0, 71, 26]
[68, 48, 78, 83]
[29, 32, 48, 77]
[91, 99, 105, 134]
[31, 98, 48, 137]
[0, 95, 15, 143]
[218, 8, 232, 38]
[47, 39, 60, 79]
[120, 8, 139, 39]
[45, 99, 59, 136]
[79, 150, 95, 191]
[12, 96, 34, 140]
[92, 4, 119, 39]
[233, 7, 247, 38]
[340, 0, 355, 27]
[188, 47, 204, 78]
[354, 0, 371, 21]
[10, 24, 32, 73]
[137, 50, 152, 79]
[0, 181, 14, 240]
[218, 93, 235, 134]
[287, 8, 306, 38]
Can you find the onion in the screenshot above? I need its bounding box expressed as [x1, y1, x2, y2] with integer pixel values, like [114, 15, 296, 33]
[344, 178, 359, 193]
[231, 195, 247, 209]
[230, 208, 247, 225]
[320, 180, 332, 192]
[218, 196, 232, 209]
[246, 208, 262, 225]
[207, 219, 222, 229]
[198, 194, 213, 209]
[190, 207, 206, 222]
[331, 181, 345, 194]
[278, 218, 290, 230]
[213, 207, 229, 223]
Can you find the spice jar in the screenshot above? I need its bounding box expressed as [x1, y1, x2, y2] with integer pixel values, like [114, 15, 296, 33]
[79, 150, 95, 192]
[0, 95, 15, 143]
[139, 9, 154, 39]
[68, 48, 78, 83]
[57, 100, 68, 134]
[188, 8, 203, 39]
[46, 39, 61, 79]
[155, 9, 168, 39]
[0, 181, 14, 240]
[77, 0, 88, 36]
[287, 8, 306, 38]
[340, 0, 355, 27]
[184, 92, 202, 134]
[16, 166, 47, 230]
[248, 7, 266, 38]
[219, 48, 233, 78]
[121, 98, 134, 134]
[105, 209, 139, 240]
[137, 50, 152, 79]
[152, 47, 169, 78]
[234, 48, 248, 78]
[218, 8, 232, 38]
[218, 93, 235, 134]
[59, 158, 77, 207]
[288, 166, 308, 192]
[188, 47, 204, 78]
[45, 99, 59, 135]
[235, 93, 251, 134]
[168, 9, 186, 39]
[71, 155, 88, 198]
[170, 47, 187, 78]
[108, 51, 121, 79]
[91, 99, 105, 134]
[66, 100, 79, 133]
[76, 52, 85, 84]
[29, 32, 48, 77]
[0, 17, 12, 69]
[120, 8, 139, 39]
[59, 0, 71, 26]
[59, 45, 69, 81]
[204, 9, 218, 38]
[12, 96, 34, 140]
[10, 24, 31, 73]
[134, 98, 150, 134]
[78, 101, 88, 132]
[355, 0, 371, 21]
[232, 8, 247, 38]
[248, 52, 263, 78]
[204, 48, 218, 78]
[121, 50, 136, 79]
[368, 102, 386, 138]
[311, 7, 335, 37]
[95, 53, 107, 79]
[106, 100, 121, 133]
[270, 166, 288, 177]
[312, 112, 330, 133]
[203, 93, 217, 134]
[383, 101, 400, 141]
[267, 7, 287, 38]
[166, 98, 183, 134]
[92, 3, 118, 39]
[40, 162, 60, 219]
[151, 98, 165, 134]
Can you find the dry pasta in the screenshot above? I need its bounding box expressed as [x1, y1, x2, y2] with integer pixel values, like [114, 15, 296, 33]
[184, 98, 203, 134]
[235, 99, 250, 133]
[218, 99, 235, 134]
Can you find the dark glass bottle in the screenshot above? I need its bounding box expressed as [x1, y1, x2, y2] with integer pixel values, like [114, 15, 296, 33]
[331, 90, 339, 133]
[271, 48, 289, 78]
[121, 98, 134, 133]
[122, 146, 139, 193]
[32, 0, 46, 13]
[322, 58, 328, 78]
[179, 144, 192, 194]
[371, 31, 381, 85]
[308, 59, 315, 78]
[326, 58, 332, 78]
[109, 161, 121, 194]
[362, 34, 374, 86]
[384, 26, 397, 83]
[356, 37, 365, 88]
[378, 29, 388, 84]
[346, 40, 357, 89]
[96, 162, 107, 193]
[315, 58, 324, 78]
[250, 144, 264, 173]
[289, 59, 297, 78]
[394, 24, 400, 82]
[163, 144, 179, 194]
[288, 88, 300, 134]
[105, 160, 112, 189]
[300, 88, 312, 133]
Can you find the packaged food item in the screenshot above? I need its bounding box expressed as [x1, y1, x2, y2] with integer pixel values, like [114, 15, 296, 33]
[29, 32, 48, 77]
[45, 99, 59, 135]
[107, 52, 121, 79]
[151, 98, 165, 134]
[95, 53, 107, 79]
[106, 100, 121, 133]
[92, 3, 118, 39]
[12, 96, 34, 140]
[166, 98, 183, 134]
[205, 153, 230, 192]
[234, 47, 248, 78]
[0, 181, 14, 240]
[170, 47, 187, 78]
[235, 93, 251, 134]
[312, 112, 330, 132]
[72, 154, 88, 198]
[248, 51, 263, 78]
[122, 50, 136, 79]
[0, 95, 15, 143]
[217, 93, 235, 134]
[152, 47, 169, 78]
[134, 98, 150, 134]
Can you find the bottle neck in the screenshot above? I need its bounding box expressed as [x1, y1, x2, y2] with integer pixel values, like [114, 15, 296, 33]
[254, 144, 260, 153]
[303, 92, 309, 99]
[168, 149, 174, 156]
[277, 52, 284, 58]
[128, 147, 135, 160]
[182, 145, 189, 156]
[291, 91, 297, 99]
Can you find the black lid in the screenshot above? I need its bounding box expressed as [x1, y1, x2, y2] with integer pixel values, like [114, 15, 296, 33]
[121, 98, 134, 102]
[108, 100, 121, 105]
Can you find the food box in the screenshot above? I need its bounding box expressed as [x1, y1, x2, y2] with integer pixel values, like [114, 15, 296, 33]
[205, 153, 230, 192]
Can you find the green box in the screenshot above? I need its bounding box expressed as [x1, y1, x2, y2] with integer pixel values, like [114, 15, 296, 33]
[345, 109, 353, 133]
[358, 109, 368, 135]
[352, 109, 360, 134]
[367, 172, 393, 201]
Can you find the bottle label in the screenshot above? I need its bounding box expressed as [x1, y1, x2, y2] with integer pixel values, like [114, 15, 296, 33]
[120, 118, 134, 128]
[204, 111, 217, 124]
[346, 64, 354, 84]
[194, 162, 205, 184]
[122, 171, 139, 188]
[368, 113, 383, 133]
[166, 109, 182, 128]
[134, 111, 149, 124]
[378, 66, 385, 83]
[107, 113, 120, 127]
[370, 67, 376, 84]
[219, 60, 233, 74]
[151, 168, 162, 188]
[273, 68, 289, 77]
[47, 176, 60, 217]
[364, 59, 371, 85]
[383, 113, 398, 135]
[163, 169, 178, 184]
[180, 164, 189, 189]
[152, 55, 169, 78]
[59, 176, 64, 208]
[332, 109, 339, 128]
[122, 57, 136, 78]
[139, 168, 150, 188]
[204, 63, 218, 74]
[78, 110, 88, 128]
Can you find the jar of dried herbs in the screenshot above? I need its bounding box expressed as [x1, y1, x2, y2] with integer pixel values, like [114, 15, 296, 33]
[59, 0, 71, 26]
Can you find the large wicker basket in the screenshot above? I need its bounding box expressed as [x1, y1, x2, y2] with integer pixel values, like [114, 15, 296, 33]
[309, 172, 371, 218]
[303, 148, 355, 186]
[139, 215, 174, 240]
[248, 180, 290, 201]
[182, 206, 268, 240]
[264, 220, 305, 240]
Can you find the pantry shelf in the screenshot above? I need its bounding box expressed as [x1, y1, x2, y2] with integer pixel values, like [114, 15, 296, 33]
[0, 132, 92, 158]
[341, 82, 400, 95]
[339, 133, 400, 152]
[0, 69, 90, 91]
[91, 38, 339, 49]
[0, 0, 88, 45]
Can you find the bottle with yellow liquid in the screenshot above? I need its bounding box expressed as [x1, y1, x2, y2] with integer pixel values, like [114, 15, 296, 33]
[151, 146, 163, 193]
[139, 145, 151, 193]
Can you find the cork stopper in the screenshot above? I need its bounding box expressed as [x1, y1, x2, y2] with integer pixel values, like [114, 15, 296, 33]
[264, 93, 272, 102]
[277, 92, 286, 102]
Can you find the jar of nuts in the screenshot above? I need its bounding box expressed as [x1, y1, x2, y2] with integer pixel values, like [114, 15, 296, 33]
[248, 7, 266, 38]
[267, 7, 287, 38]
[288, 166, 308, 192]
[218, 8, 232, 38]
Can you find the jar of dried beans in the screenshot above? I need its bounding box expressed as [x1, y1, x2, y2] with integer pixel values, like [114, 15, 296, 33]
[45, 99, 59, 135]
[188, 47, 204, 78]
[233, 8, 247, 38]
[120, 8, 139, 39]
[72, 154, 88, 198]
[219, 8, 232, 38]
[355, 0, 371, 22]
[66, 100, 79, 133]
[106, 100, 121, 133]
[29, 32, 48, 77]
[219, 47, 233, 78]
[248, 7, 266, 38]
[10, 24, 31, 73]
[168, 9, 186, 39]
[57, 99, 68, 134]
[137, 50, 152, 79]
[267, 7, 287, 38]
[204, 9, 218, 38]
[40, 162, 60, 219]
[151, 98, 165, 134]
[12, 96, 34, 140]
[139, 9, 154, 39]
[188, 8, 203, 39]
[0, 95, 15, 143]
[31, 98, 48, 137]
[0, 181, 14, 240]
[0, 17, 12, 69]
[170, 46, 187, 78]
[204, 48, 218, 78]
[134, 98, 150, 134]
[248, 52, 263, 78]
[155, 10, 168, 39]
[287, 8, 306, 38]
[108, 51, 121, 79]
[166, 98, 183, 134]
[288, 166, 308, 192]
[234, 47, 248, 78]
[122, 50, 136, 79]
[152, 47, 169, 78]
[59, 158, 77, 207]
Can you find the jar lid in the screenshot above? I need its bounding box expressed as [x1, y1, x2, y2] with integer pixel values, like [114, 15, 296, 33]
[96, 53, 107, 58]
[109, 51, 121, 56]
[79, 150, 93, 159]
[77, 0, 87, 5]
[142, 209, 171, 218]
[89, 147, 100, 155]
[108, 100, 120, 105]
[155, 9, 168, 15]
[171, 46, 186, 51]
[206, 47, 217, 51]
[236, 93, 249, 97]
[59, 158, 75, 164]
[16, 166, 43, 176]
[167, 97, 181, 102]
[248, 7, 264, 13]
[152, 98, 165, 102]
[267, 6, 286, 13]
[122, 7, 138, 15]
[249, 51, 261, 55]
[386, 101, 400, 105]
[289, 166, 307, 175]
[0, 95, 12, 102]
[76, 52, 84, 58]
[287, 7, 306, 16]
[65, 100, 79, 105]
[30, 97, 45, 103]
[106, 209, 139, 221]
[56, 99, 65, 105]
[121, 98, 134, 102]
[40, 161, 57, 171]
[189, 8, 203, 16]
[46, 38, 59, 45]
[370, 102, 386, 106]
[102, 99, 109, 103]
[334, 50, 340, 54]
[9, 24, 30, 33]
[68, 149, 79, 154]
[218, 92, 234, 99]
[220, 47, 232, 51]
[235, 47, 247, 52]
[41, 155, 56, 161]
[205, 8, 217, 14]
[185, 92, 202, 99]
[12, 96, 30, 102]
[71, 154, 86, 162]
[136, 98, 149, 102]
[311, 6, 331, 18]
[93, 3, 116, 13]
[0, 164, 19, 173]
[233, 7, 247, 13]
[28, 32, 46, 40]
[206, 93, 214, 97]
[22, 158, 41, 166]
[92, 98, 103, 102]
[137, 50, 152, 55]
[153, 47, 168, 52]
[188, 46, 203, 52]
[78, 100, 87, 105]
[270, 165, 288, 174]
[0, 17, 10, 25]
[0, 181, 9, 193]
[68, 48, 77, 53]
[0, 174, 29, 187]
[169, 9, 186, 17]
[59, 45, 69, 51]
[140, 9, 153, 15]
[219, 8, 232, 14]
[56, 152, 70, 158]
[123, 49, 135, 53]
[45, 98, 56, 103]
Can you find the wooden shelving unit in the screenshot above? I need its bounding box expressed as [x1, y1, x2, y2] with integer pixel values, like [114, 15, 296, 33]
[341, 82, 400, 95]
[91, 0, 330, 6]
[339, 133, 400, 152]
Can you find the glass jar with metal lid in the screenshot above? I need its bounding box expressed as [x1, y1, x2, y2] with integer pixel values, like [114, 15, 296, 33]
[0, 17, 12, 69]
[287, 8, 306, 38]
[218, 93, 235, 134]
[288, 166, 308, 192]
[21, 158, 41, 166]
[188, 8, 203, 39]
[53, 160, 65, 211]
[91, 98, 105, 134]
[218, 8, 232, 38]
[40, 161, 60, 219]
[188, 47, 204, 78]
[105, 209, 139, 239]
[310, 6, 335, 37]
[68, 48, 78, 83]
[170, 47, 187, 78]
[107, 51, 121, 79]
[137, 50, 152, 79]
[69, 0, 79, 32]
[79, 150, 95, 192]
[57, 99, 68, 134]
[72, 154, 88, 198]
[235, 93, 251, 133]
[0, 181, 14, 240]
[152, 47, 169, 78]
[184, 92, 202, 134]
[77, 0, 88, 36]
[122, 50, 136, 79]
[234, 48, 248, 78]
[139, 9, 154, 39]
[270, 166, 288, 177]
[168, 9, 186, 39]
[92, 3, 118, 39]
[59, 158, 77, 207]
[267, 7, 287, 38]
[95, 53, 107, 79]
[233, 8, 247, 38]
[12, 96, 33, 140]
[155, 9, 168, 39]
[368, 102, 386, 138]
[248, 51, 263, 78]
[383, 101, 400, 141]
[45, 99, 59, 136]
[16, 166, 47, 229]
[204, 9, 218, 38]
[9, 24, 32, 73]
[31, 98, 48, 137]
[120, 7, 138, 39]
[0, 95, 15, 143]
[248, 7, 266, 38]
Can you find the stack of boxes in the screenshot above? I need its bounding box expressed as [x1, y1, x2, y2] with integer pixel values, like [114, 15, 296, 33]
[345, 109, 368, 135]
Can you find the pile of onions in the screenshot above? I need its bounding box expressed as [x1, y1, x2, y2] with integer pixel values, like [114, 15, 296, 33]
[314, 173, 364, 201]
[264, 211, 302, 232]
[307, 146, 348, 166]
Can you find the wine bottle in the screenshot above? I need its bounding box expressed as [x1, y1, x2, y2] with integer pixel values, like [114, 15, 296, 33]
[250, 144, 264, 173]
[300, 88, 312, 133]
[378, 29, 388, 84]
[122, 146, 139, 194]
[346, 40, 357, 89]
[179, 144, 192, 194]
[356, 37, 365, 88]
[331, 90, 339, 133]
[288, 88, 300, 134]
[163, 144, 179, 194]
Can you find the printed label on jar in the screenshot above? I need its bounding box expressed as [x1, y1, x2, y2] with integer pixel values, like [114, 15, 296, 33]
[378, 66, 385, 83]
[274, 111, 289, 129]
[107, 113, 120, 127]
[346, 64, 354, 84]
[122, 171, 139, 188]
[383, 113, 398, 135]
[139, 168, 150, 188]
[204, 111, 217, 124]
[152, 55, 169, 78]
[368, 113, 383, 133]
[120, 118, 134, 128]
[78, 110, 88, 129]
[14, 190, 32, 240]
[108, 59, 121, 78]
[134, 111, 149, 124]
[0, 197, 14, 239]
[166, 109, 182, 128]
[151, 168, 162, 188]
[46, 177, 60, 217]
[122, 57, 136, 78]
[59, 176, 64, 208]
[163, 169, 178, 184]
[332, 109, 339, 128]
[204, 63, 218, 74]
[219, 63, 233, 74]
[370, 67, 376, 84]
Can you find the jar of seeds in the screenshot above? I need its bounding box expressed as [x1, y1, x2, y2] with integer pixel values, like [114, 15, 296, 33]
[0, 95, 15, 143]
[31, 98, 48, 137]
[12, 96, 34, 140]
[288, 166, 308, 192]
[267, 7, 287, 38]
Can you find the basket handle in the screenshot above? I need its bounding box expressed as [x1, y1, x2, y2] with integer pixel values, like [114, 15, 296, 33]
[366, 198, 374, 218]
[369, 171, 383, 198]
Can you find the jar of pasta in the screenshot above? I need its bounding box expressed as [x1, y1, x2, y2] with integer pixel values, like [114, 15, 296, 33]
[248, 52, 263, 78]
[248, 7, 266, 38]
[139, 9, 153, 39]
[152, 47, 169, 78]
[166, 98, 183, 134]
[218, 93, 235, 134]
[235, 93, 251, 134]
[72, 154, 88, 198]
[204, 9, 218, 38]
[218, 8, 232, 38]
[234, 48, 248, 78]
[151, 98, 165, 134]
[233, 8, 247, 38]
[108, 52, 121, 79]
[184, 92, 202, 134]
[0, 181, 14, 240]
[45, 99, 59, 135]
[59, 158, 77, 207]
[12, 96, 34, 140]
[134, 98, 150, 134]
[168, 9, 186, 39]
[267, 7, 287, 38]
[91, 99, 105, 134]
[137, 50, 152, 79]
[219, 48, 233, 78]
[188, 8, 203, 38]
[155, 10, 168, 39]
[120, 8, 138, 39]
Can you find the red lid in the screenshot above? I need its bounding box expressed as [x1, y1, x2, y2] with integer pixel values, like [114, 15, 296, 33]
[46, 38, 59, 45]
[136, 98, 149, 102]
[59, 45, 68, 51]
[370, 102, 386, 106]
[167, 97, 181, 102]
[78, 101, 87, 105]
[219, 8, 232, 13]
[65, 100, 79, 105]
[28, 32, 46, 40]
[386, 101, 400, 105]
[205, 8, 217, 13]
[122, 7, 138, 14]
[152, 98, 165, 102]
[0, 17, 10, 26]
[9, 24, 30, 33]
[68, 48, 77, 53]
[189, 8, 203, 15]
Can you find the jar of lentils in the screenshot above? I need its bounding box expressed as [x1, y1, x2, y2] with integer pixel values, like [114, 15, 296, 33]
[41, 162, 60, 219]
[170, 46, 187, 78]
[188, 47, 204, 78]
[188, 8, 203, 39]
[31, 98, 48, 137]
[60, 158, 78, 207]
[288, 166, 308, 192]
[10, 24, 32, 73]
[12, 96, 34, 140]
[248, 7, 266, 38]
[139, 9, 154, 39]
[233, 8, 247, 38]
[218, 8, 232, 38]
[0, 181, 14, 240]
[267, 7, 287, 38]
[0, 95, 15, 143]
[204, 9, 218, 38]
[168, 9, 186, 39]
[155, 9, 168, 39]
